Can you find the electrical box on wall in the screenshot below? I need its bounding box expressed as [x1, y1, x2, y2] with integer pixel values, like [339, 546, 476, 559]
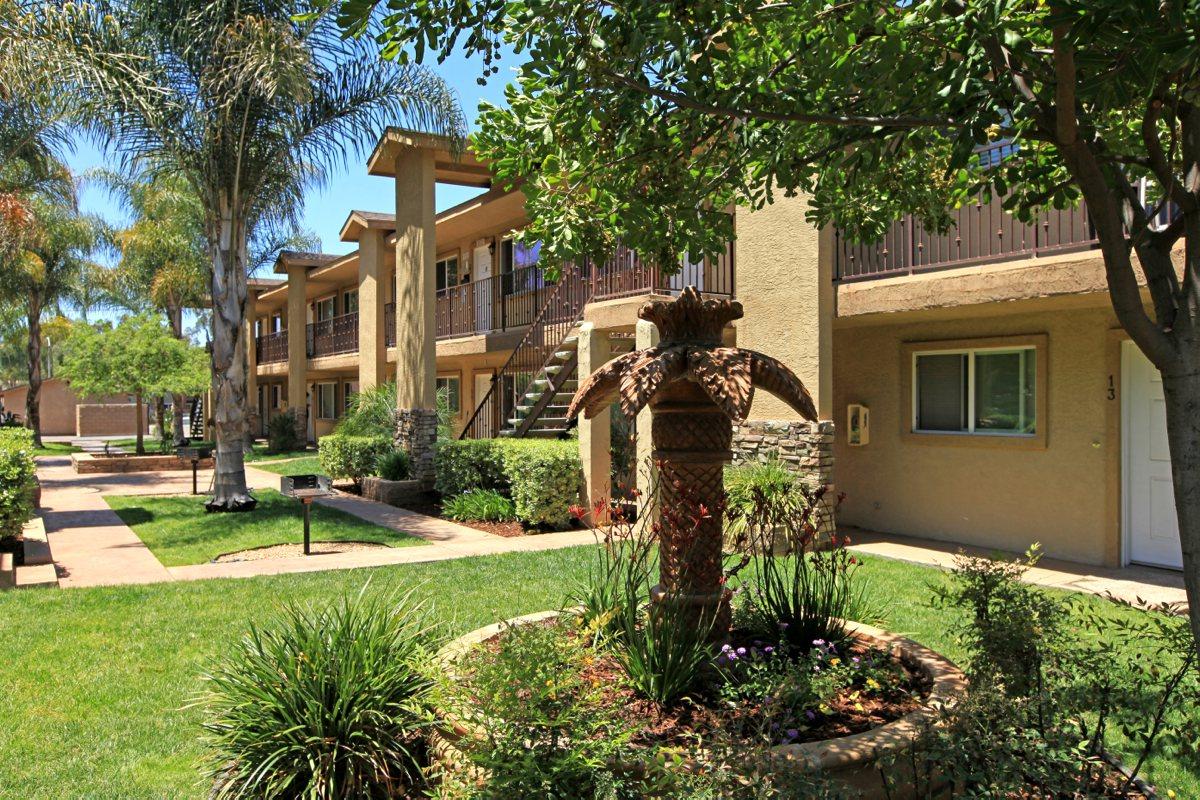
[847, 404, 869, 446]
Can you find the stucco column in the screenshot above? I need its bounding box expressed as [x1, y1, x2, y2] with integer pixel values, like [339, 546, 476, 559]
[392, 145, 438, 484]
[734, 192, 836, 527]
[577, 323, 612, 521]
[286, 263, 309, 441]
[635, 318, 660, 521]
[244, 316, 258, 442]
[358, 229, 388, 390]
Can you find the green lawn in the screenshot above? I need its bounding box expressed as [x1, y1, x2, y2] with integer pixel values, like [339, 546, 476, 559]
[105, 489, 425, 566]
[32, 441, 81, 455]
[0, 552, 1193, 799]
[253, 455, 322, 475]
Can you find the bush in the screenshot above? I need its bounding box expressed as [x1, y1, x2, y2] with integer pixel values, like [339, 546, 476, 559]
[498, 440, 582, 528]
[266, 409, 301, 452]
[434, 439, 582, 527]
[374, 449, 411, 481]
[0, 428, 36, 540]
[433, 438, 508, 497]
[318, 434, 392, 489]
[337, 381, 399, 437]
[442, 489, 516, 522]
[199, 589, 438, 799]
[724, 459, 811, 543]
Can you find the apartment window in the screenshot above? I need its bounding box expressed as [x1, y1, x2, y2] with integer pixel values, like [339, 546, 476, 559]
[436, 376, 461, 414]
[315, 296, 336, 322]
[343, 290, 358, 315]
[317, 383, 337, 420]
[270, 385, 281, 409]
[500, 238, 543, 294]
[436, 256, 460, 292]
[913, 346, 1037, 436]
[271, 313, 282, 332]
[344, 381, 358, 412]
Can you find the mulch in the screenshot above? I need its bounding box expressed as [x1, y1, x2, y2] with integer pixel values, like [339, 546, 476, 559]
[390, 498, 528, 538]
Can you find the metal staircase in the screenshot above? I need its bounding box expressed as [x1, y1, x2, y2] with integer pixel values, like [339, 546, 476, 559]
[460, 250, 640, 440]
[188, 395, 204, 439]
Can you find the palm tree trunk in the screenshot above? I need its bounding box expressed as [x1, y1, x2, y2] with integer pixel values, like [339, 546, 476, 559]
[25, 293, 42, 448]
[650, 380, 731, 632]
[205, 201, 255, 512]
[167, 305, 187, 446]
[134, 390, 144, 455]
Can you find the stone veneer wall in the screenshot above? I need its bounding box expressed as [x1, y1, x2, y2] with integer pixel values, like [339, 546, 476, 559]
[730, 419, 835, 491]
[395, 408, 439, 487]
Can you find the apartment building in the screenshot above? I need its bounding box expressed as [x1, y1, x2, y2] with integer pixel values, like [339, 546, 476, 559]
[247, 129, 1180, 572]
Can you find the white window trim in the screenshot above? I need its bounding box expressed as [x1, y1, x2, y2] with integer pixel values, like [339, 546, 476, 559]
[436, 375, 461, 414]
[316, 382, 337, 420]
[911, 345, 1036, 438]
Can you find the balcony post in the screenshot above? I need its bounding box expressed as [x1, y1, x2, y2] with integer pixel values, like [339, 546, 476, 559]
[577, 322, 612, 523]
[392, 142, 438, 485]
[285, 262, 309, 443]
[244, 315, 258, 444]
[635, 317, 660, 524]
[357, 228, 389, 390]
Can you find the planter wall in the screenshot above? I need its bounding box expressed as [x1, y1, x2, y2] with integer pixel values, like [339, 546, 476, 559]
[438, 612, 968, 800]
[361, 476, 430, 507]
[70, 452, 214, 474]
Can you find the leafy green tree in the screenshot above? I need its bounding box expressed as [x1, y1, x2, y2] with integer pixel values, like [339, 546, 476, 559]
[61, 315, 209, 455]
[7, 1, 466, 510]
[0, 191, 107, 447]
[337, 0, 1200, 661]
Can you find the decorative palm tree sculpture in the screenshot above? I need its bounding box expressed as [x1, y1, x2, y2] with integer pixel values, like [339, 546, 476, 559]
[567, 287, 818, 629]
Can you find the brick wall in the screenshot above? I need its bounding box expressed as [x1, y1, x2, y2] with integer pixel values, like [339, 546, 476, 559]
[76, 404, 140, 437]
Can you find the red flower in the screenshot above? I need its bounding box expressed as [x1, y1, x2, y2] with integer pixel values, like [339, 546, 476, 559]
[569, 504, 586, 520]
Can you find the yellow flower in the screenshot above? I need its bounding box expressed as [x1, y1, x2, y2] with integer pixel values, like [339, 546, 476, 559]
[829, 658, 840, 666]
[866, 678, 881, 691]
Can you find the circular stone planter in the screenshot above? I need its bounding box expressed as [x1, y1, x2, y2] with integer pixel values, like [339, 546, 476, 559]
[438, 610, 968, 799]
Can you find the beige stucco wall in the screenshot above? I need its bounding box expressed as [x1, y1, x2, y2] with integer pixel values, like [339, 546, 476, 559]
[833, 302, 1120, 566]
[0, 380, 132, 436]
[735, 193, 833, 419]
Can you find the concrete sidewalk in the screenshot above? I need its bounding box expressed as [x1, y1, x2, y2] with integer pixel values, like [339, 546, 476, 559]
[33, 456, 597, 588]
[844, 527, 1188, 612]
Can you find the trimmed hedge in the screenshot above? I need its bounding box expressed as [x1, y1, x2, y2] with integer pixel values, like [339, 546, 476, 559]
[318, 434, 393, 488]
[435, 439, 583, 528]
[0, 428, 36, 539]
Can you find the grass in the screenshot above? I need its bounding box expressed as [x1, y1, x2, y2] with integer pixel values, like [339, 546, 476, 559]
[105, 489, 425, 566]
[0, 551, 1193, 798]
[253, 455, 322, 475]
[32, 441, 80, 455]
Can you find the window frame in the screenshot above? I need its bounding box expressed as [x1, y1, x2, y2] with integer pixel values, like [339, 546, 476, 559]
[436, 374, 461, 415]
[436, 255, 460, 293]
[314, 295, 337, 322]
[901, 334, 1047, 450]
[342, 289, 358, 315]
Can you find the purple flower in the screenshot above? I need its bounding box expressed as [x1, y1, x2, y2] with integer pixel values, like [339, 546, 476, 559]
[721, 644, 732, 653]
[736, 647, 747, 656]
[786, 728, 799, 739]
[813, 639, 826, 647]
[778, 622, 789, 631]
[764, 646, 775, 654]
[805, 710, 817, 721]
[852, 656, 860, 664]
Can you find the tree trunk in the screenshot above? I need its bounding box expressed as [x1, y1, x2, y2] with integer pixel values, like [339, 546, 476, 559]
[205, 201, 256, 512]
[167, 305, 187, 446]
[25, 294, 42, 448]
[134, 390, 144, 455]
[155, 395, 167, 452]
[1162, 360, 1200, 660]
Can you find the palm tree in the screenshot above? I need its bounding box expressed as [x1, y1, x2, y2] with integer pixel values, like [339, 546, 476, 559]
[8, 1, 466, 510]
[0, 190, 108, 447]
[568, 287, 817, 630]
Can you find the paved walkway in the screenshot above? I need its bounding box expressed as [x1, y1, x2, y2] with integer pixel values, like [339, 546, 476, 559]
[845, 527, 1188, 613]
[34, 456, 597, 588]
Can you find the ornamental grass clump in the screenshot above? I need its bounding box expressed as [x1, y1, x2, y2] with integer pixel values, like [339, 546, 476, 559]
[441, 489, 516, 522]
[198, 587, 439, 799]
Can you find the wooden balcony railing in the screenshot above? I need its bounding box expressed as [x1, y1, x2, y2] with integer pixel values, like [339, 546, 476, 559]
[434, 248, 734, 340]
[256, 330, 288, 364]
[306, 312, 358, 358]
[833, 142, 1103, 282]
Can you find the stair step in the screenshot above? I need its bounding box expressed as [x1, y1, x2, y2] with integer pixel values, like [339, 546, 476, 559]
[561, 335, 578, 346]
[15, 563, 57, 589]
[543, 365, 563, 375]
[554, 350, 573, 360]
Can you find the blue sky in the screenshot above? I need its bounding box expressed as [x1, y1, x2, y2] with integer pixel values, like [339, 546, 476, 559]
[69, 48, 514, 267]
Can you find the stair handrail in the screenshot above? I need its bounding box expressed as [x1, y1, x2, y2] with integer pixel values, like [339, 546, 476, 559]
[459, 261, 591, 439]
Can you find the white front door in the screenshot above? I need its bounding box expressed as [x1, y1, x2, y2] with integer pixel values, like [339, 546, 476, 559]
[1123, 341, 1183, 569]
[473, 243, 492, 331]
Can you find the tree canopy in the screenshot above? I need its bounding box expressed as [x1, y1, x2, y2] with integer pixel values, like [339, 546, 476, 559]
[61, 314, 209, 401]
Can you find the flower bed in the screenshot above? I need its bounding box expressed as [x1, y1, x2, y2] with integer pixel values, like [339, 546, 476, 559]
[71, 451, 213, 474]
[435, 610, 966, 797]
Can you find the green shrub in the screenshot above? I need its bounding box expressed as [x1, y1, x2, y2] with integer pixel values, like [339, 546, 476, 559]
[441, 489, 516, 522]
[0, 428, 36, 539]
[375, 449, 411, 481]
[433, 438, 508, 497]
[723, 460, 810, 543]
[199, 589, 438, 799]
[318, 434, 392, 488]
[337, 381, 398, 437]
[498, 440, 582, 528]
[266, 410, 301, 453]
